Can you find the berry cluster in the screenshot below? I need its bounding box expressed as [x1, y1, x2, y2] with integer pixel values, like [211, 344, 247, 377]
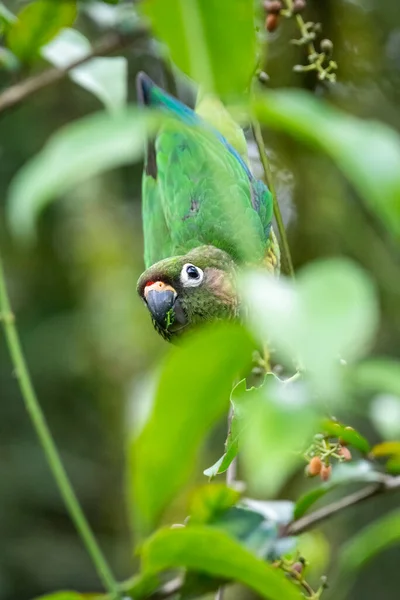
[262, 0, 338, 82]
[263, 0, 306, 33]
[305, 430, 353, 482]
[273, 555, 328, 598]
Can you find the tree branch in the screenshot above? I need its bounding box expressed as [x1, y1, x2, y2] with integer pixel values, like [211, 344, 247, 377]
[0, 27, 148, 115]
[286, 474, 400, 536]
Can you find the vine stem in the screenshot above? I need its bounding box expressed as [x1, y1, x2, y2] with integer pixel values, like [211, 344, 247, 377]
[251, 120, 295, 279]
[0, 253, 121, 599]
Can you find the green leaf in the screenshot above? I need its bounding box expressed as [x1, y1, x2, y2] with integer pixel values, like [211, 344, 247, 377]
[242, 259, 378, 398]
[239, 375, 318, 496]
[7, 0, 77, 63]
[353, 358, 400, 396]
[370, 395, 400, 440]
[129, 323, 254, 534]
[255, 91, 400, 240]
[386, 456, 400, 474]
[293, 488, 327, 521]
[142, 0, 256, 97]
[42, 28, 127, 113]
[141, 526, 302, 600]
[0, 2, 16, 33]
[34, 594, 97, 600]
[340, 508, 400, 573]
[321, 420, 371, 454]
[371, 441, 400, 457]
[6, 109, 158, 242]
[189, 484, 240, 524]
[294, 461, 383, 519]
[204, 379, 249, 477]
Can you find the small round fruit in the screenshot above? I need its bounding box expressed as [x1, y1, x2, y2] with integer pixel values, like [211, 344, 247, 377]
[264, 1, 282, 14]
[265, 13, 279, 32]
[320, 464, 332, 481]
[292, 561, 304, 574]
[293, 0, 306, 14]
[338, 446, 352, 461]
[308, 456, 322, 476]
[321, 38, 334, 54]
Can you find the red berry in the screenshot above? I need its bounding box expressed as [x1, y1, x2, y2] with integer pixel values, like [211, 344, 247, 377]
[265, 13, 279, 32]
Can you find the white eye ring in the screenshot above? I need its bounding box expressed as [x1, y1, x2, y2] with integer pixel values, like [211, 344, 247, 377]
[180, 263, 204, 287]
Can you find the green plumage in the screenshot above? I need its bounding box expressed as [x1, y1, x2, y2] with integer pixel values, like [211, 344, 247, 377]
[136, 73, 279, 341]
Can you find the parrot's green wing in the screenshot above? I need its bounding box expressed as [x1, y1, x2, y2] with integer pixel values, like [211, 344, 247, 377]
[155, 124, 268, 263]
[137, 73, 274, 269]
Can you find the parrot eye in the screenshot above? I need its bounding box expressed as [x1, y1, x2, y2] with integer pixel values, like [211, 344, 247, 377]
[180, 263, 204, 287]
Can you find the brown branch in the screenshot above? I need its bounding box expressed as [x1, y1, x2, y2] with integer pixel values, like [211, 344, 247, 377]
[0, 27, 148, 115]
[286, 474, 400, 537]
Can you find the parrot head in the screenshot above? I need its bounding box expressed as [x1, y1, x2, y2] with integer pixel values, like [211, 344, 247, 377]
[137, 245, 238, 341]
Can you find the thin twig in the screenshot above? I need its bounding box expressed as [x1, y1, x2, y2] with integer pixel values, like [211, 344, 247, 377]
[0, 254, 121, 599]
[286, 474, 400, 536]
[0, 27, 148, 115]
[252, 120, 295, 279]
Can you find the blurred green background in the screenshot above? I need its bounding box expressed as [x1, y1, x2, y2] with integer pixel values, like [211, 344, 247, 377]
[1, 1, 400, 599]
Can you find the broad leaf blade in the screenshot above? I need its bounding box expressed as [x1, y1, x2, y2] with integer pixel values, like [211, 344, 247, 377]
[240, 375, 318, 496]
[142, 0, 256, 97]
[141, 526, 302, 600]
[6, 109, 158, 241]
[340, 508, 400, 573]
[129, 324, 254, 533]
[7, 0, 77, 62]
[255, 91, 400, 239]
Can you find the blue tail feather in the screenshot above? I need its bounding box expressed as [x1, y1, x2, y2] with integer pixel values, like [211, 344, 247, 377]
[136, 72, 254, 180]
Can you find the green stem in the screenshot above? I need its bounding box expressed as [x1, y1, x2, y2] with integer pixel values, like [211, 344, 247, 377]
[251, 120, 295, 279]
[0, 252, 121, 599]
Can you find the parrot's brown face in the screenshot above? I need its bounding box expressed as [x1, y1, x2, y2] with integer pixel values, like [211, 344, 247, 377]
[137, 246, 239, 341]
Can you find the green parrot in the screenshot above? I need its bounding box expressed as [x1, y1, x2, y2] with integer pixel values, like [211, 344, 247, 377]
[136, 72, 280, 341]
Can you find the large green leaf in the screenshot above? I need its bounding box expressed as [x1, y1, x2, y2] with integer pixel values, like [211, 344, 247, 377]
[142, 0, 256, 97]
[353, 358, 400, 396]
[42, 28, 127, 113]
[7, 109, 158, 241]
[239, 375, 318, 496]
[255, 91, 400, 239]
[340, 508, 400, 573]
[7, 0, 77, 62]
[141, 526, 302, 600]
[34, 594, 94, 600]
[129, 323, 254, 534]
[242, 259, 378, 397]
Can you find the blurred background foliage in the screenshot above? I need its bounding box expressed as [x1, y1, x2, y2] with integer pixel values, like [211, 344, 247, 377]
[0, 1, 400, 600]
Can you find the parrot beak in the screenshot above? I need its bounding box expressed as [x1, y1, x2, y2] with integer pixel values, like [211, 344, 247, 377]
[144, 281, 177, 327]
